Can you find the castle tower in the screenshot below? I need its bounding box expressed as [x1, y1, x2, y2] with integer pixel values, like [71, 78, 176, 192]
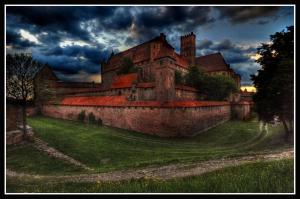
[180, 32, 196, 66]
[155, 57, 176, 103]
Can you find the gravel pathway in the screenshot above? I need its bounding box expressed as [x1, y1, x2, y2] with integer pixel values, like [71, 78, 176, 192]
[33, 137, 93, 171]
[6, 148, 293, 183]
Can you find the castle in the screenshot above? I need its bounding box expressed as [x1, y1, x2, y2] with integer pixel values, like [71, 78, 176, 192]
[35, 33, 251, 137]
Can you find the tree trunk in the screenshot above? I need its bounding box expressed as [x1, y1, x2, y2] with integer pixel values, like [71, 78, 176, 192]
[22, 103, 27, 140]
[281, 117, 293, 142]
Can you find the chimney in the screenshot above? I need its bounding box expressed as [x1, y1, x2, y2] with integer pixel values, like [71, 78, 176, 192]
[160, 33, 166, 40]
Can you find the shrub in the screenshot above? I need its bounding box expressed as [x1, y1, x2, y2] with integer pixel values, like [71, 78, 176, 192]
[88, 112, 97, 124]
[78, 110, 86, 122]
[97, 118, 103, 126]
[175, 70, 183, 85]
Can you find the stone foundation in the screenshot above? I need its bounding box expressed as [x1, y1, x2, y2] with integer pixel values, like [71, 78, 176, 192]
[6, 125, 34, 145]
[6, 130, 23, 145]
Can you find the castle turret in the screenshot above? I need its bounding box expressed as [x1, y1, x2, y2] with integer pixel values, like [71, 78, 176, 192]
[180, 32, 196, 66]
[155, 57, 176, 103]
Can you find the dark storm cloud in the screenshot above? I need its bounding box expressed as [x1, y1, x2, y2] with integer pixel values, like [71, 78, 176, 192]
[33, 52, 100, 75]
[6, 7, 116, 41]
[101, 7, 133, 30]
[216, 6, 280, 24]
[139, 7, 214, 28]
[197, 39, 213, 49]
[225, 53, 251, 64]
[211, 39, 234, 51]
[44, 44, 107, 65]
[257, 20, 269, 25]
[130, 7, 215, 43]
[33, 44, 110, 75]
[6, 6, 293, 84]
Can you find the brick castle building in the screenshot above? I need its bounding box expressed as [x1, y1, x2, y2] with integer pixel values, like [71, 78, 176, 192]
[101, 32, 240, 92]
[35, 32, 250, 137]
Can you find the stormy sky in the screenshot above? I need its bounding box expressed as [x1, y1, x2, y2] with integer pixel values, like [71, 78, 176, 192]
[5, 6, 294, 85]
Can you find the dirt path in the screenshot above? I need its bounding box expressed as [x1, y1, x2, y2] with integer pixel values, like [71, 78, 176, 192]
[6, 148, 293, 183]
[33, 137, 93, 171]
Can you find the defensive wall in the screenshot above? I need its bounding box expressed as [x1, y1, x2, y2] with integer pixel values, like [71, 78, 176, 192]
[41, 96, 251, 137]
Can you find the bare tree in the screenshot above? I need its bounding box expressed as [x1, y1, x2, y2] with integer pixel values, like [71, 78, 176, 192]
[6, 53, 43, 138]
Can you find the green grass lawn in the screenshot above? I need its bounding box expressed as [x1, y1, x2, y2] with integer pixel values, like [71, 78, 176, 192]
[20, 116, 292, 173]
[6, 143, 85, 175]
[6, 158, 294, 193]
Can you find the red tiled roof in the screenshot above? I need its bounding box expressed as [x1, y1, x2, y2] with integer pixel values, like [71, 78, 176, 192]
[175, 85, 198, 92]
[196, 52, 229, 72]
[60, 95, 230, 108]
[165, 101, 229, 107]
[61, 96, 127, 106]
[136, 82, 155, 88]
[111, 73, 138, 89]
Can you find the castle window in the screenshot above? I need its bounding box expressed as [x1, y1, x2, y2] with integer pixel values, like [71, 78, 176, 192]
[160, 60, 163, 65]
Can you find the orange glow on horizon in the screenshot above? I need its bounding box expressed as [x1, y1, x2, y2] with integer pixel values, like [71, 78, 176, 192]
[240, 86, 256, 92]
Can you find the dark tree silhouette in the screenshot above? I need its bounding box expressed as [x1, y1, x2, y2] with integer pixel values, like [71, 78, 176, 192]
[6, 53, 43, 138]
[251, 26, 294, 141]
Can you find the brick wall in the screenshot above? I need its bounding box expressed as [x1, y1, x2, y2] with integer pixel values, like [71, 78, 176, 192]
[6, 103, 22, 131]
[231, 102, 252, 120]
[175, 89, 198, 101]
[42, 104, 231, 137]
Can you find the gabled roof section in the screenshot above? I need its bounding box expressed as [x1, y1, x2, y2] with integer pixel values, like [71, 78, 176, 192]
[154, 46, 176, 60]
[105, 33, 175, 69]
[34, 64, 58, 80]
[196, 52, 229, 72]
[111, 73, 138, 89]
[174, 53, 189, 69]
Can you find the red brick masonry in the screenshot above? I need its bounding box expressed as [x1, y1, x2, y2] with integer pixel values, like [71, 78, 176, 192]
[39, 96, 252, 137]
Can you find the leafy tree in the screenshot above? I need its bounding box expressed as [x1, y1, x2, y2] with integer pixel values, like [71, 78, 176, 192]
[201, 74, 238, 101]
[6, 53, 43, 137]
[174, 70, 183, 85]
[185, 66, 237, 101]
[184, 65, 201, 87]
[117, 57, 138, 75]
[251, 26, 294, 141]
[88, 112, 97, 124]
